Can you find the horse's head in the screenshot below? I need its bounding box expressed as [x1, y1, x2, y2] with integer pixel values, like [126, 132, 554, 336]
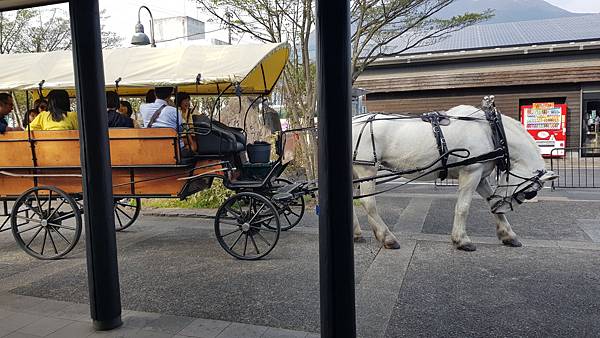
[487, 114, 559, 214]
[489, 169, 558, 214]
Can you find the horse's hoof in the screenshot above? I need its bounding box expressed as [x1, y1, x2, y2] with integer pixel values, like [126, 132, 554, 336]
[354, 236, 366, 243]
[457, 243, 477, 251]
[502, 238, 522, 247]
[384, 240, 401, 250]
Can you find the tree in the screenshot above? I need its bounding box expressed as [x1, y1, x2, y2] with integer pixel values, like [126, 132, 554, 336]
[351, 0, 492, 82]
[201, 0, 492, 179]
[201, 0, 319, 179]
[0, 7, 122, 54]
[19, 8, 71, 52]
[0, 9, 35, 54]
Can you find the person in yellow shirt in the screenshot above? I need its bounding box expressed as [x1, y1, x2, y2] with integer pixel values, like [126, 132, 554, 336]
[28, 90, 78, 130]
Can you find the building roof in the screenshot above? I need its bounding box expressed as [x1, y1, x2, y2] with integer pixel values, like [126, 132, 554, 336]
[402, 14, 600, 55]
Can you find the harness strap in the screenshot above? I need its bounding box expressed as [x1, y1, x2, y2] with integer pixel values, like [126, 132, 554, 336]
[482, 97, 510, 177]
[352, 114, 378, 165]
[421, 112, 449, 180]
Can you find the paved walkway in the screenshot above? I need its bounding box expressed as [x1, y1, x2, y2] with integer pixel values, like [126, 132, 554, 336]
[0, 292, 316, 338]
[1, 186, 599, 337]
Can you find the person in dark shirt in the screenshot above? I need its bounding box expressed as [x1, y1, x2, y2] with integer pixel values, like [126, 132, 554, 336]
[106, 91, 134, 128]
[0, 93, 22, 133]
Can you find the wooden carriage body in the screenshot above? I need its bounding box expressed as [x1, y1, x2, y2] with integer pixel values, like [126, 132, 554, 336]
[0, 128, 222, 198]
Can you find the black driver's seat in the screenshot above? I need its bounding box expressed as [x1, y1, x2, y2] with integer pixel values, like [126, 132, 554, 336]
[192, 115, 246, 156]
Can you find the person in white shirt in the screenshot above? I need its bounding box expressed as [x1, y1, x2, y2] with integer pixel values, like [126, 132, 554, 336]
[139, 87, 183, 132]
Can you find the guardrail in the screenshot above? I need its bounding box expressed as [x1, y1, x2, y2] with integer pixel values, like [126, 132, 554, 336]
[550, 147, 600, 189]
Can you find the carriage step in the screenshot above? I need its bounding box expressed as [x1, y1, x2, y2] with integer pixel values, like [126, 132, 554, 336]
[272, 182, 302, 202]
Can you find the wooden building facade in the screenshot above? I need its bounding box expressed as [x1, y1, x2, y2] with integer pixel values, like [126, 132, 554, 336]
[355, 41, 600, 150]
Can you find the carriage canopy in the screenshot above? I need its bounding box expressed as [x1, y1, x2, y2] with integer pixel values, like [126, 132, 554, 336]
[0, 42, 289, 96]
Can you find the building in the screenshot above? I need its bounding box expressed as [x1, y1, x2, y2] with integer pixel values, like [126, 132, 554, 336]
[356, 14, 600, 155]
[154, 16, 206, 45]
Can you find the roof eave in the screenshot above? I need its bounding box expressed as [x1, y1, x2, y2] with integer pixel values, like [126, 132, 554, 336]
[0, 0, 67, 11]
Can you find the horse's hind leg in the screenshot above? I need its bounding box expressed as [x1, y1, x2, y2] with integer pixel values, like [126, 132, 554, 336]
[452, 167, 483, 251]
[476, 178, 522, 247]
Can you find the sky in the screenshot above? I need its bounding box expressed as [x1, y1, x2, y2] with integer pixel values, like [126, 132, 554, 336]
[50, 0, 600, 48]
[51, 0, 232, 46]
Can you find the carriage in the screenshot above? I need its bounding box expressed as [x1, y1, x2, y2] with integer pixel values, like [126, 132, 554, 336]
[0, 43, 311, 261]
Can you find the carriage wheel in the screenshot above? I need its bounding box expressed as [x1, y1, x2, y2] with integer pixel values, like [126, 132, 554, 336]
[0, 215, 10, 233]
[114, 198, 141, 231]
[271, 178, 305, 231]
[11, 186, 82, 260]
[214, 192, 280, 260]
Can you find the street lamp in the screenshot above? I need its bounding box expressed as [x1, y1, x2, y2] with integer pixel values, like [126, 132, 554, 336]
[131, 6, 156, 47]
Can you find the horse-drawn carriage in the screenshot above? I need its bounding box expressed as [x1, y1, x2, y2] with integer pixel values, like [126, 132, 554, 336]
[0, 43, 310, 261]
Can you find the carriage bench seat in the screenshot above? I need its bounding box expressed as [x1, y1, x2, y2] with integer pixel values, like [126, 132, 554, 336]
[192, 115, 246, 157]
[0, 128, 181, 168]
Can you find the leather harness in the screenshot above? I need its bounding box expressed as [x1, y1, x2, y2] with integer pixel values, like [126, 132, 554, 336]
[352, 96, 510, 183]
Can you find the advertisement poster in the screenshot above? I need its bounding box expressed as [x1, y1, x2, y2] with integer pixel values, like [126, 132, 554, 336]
[520, 102, 567, 157]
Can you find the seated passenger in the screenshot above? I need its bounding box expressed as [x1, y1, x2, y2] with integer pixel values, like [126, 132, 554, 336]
[176, 92, 192, 124]
[119, 99, 140, 128]
[106, 91, 134, 128]
[0, 93, 23, 133]
[140, 87, 183, 132]
[145, 89, 156, 103]
[33, 98, 48, 114]
[118, 100, 133, 118]
[28, 90, 78, 131]
[23, 109, 39, 128]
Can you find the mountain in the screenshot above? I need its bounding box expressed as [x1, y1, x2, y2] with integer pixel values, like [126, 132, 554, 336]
[438, 0, 591, 24]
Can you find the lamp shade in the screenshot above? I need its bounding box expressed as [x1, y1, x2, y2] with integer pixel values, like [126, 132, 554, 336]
[131, 22, 150, 46]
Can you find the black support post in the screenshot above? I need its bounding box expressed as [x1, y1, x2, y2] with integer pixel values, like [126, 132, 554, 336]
[69, 0, 122, 331]
[316, 0, 356, 337]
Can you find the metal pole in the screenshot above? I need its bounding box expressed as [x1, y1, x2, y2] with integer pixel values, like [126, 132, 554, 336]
[316, 0, 356, 337]
[69, 0, 122, 331]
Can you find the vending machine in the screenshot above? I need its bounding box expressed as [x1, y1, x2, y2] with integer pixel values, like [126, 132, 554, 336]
[520, 102, 567, 157]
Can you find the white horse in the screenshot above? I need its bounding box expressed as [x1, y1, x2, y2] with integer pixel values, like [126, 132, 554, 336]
[352, 104, 557, 251]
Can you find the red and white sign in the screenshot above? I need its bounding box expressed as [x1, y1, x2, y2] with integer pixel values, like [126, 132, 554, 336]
[520, 102, 567, 157]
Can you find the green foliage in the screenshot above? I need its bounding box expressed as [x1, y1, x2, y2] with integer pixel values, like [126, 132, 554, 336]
[143, 180, 234, 209]
[0, 8, 121, 54]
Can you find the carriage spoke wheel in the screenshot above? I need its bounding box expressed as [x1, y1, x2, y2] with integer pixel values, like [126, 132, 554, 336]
[114, 198, 141, 231]
[0, 214, 11, 233]
[215, 192, 280, 260]
[271, 178, 305, 231]
[11, 186, 82, 260]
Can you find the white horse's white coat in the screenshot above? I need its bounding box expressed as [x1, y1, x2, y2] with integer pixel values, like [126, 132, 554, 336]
[352, 105, 556, 251]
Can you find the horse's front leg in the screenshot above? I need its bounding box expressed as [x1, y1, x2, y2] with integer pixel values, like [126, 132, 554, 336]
[452, 167, 483, 251]
[476, 178, 522, 247]
[353, 203, 365, 242]
[358, 180, 400, 249]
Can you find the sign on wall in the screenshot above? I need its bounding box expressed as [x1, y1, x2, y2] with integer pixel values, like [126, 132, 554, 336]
[520, 102, 567, 157]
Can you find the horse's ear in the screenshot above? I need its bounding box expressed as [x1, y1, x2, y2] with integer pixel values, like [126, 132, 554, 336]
[541, 171, 559, 182]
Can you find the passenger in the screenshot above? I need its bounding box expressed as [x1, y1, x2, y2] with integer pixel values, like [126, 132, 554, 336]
[0, 93, 22, 133]
[118, 100, 133, 118]
[119, 99, 140, 128]
[145, 89, 156, 103]
[140, 87, 183, 132]
[33, 98, 48, 113]
[23, 109, 39, 127]
[27, 90, 78, 130]
[176, 92, 192, 123]
[106, 91, 134, 128]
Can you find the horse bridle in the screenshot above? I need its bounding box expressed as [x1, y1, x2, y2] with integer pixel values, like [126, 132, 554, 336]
[487, 169, 546, 213]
